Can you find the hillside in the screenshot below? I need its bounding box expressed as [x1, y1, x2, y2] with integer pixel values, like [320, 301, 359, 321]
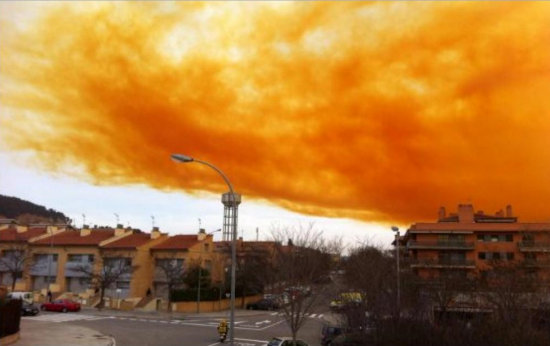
[0, 194, 70, 224]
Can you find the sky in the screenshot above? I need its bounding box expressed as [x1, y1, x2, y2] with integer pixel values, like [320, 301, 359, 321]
[1, 2, 550, 248]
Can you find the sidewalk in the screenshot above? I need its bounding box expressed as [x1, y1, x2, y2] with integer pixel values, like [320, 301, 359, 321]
[15, 319, 115, 346]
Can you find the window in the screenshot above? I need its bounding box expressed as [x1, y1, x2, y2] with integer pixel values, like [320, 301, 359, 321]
[505, 234, 513, 242]
[52, 254, 58, 262]
[491, 235, 499, 242]
[116, 281, 130, 289]
[493, 252, 501, 260]
[477, 235, 484, 242]
[506, 253, 514, 260]
[478, 252, 486, 260]
[68, 254, 83, 262]
[525, 253, 536, 260]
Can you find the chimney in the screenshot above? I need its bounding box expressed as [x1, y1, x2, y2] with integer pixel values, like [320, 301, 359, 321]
[115, 224, 125, 237]
[506, 205, 513, 217]
[438, 207, 446, 220]
[458, 204, 474, 223]
[151, 226, 161, 239]
[197, 228, 206, 241]
[80, 225, 91, 237]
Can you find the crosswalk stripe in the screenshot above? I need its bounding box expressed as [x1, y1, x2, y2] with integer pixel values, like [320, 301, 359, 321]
[310, 314, 317, 318]
[23, 313, 107, 323]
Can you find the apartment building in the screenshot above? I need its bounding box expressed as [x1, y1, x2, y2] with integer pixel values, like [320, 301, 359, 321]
[403, 204, 550, 280]
[30, 225, 131, 294]
[150, 229, 216, 299]
[0, 222, 64, 290]
[100, 227, 168, 299]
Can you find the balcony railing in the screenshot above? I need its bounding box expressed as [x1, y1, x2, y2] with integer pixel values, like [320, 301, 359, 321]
[65, 262, 92, 277]
[29, 262, 58, 276]
[522, 259, 550, 268]
[407, 240, 474, 250]
[517, 242, 550, 252]
[410, 258, 476, 269]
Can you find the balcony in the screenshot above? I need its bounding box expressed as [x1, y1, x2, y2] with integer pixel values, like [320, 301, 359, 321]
[518, 242, 550, 252]
[407, 240, 474, 250]
[29, 261, 58, 276]
[522, 259, 550, 268]
[410, 258, 476, 269]
[65, 262, 93, 277]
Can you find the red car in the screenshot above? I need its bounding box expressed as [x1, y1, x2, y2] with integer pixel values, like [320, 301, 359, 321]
[41, 299, 81, 312]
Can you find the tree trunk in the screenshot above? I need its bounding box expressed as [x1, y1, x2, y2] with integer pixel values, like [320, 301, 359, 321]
[11, 273, 16, 291]
[98, 287, 106, 310]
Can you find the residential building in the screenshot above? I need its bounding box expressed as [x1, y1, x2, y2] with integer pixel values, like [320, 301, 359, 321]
[403, 204, 550, 280]
[150, 229, 216, 299]
[100, 226, 168, 299]
[0, 222, 65, 290]
[30, 225, 130, 294]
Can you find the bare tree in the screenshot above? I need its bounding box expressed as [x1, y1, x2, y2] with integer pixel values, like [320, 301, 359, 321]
[155, 257, 185, 311]
[0, 244, 33, 291]
[270, 222, 332, 343]
[75, 253, 136, 309]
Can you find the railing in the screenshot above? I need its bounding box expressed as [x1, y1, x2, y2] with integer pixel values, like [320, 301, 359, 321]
[407, 240, 474, 250]
[517, 242, 550, 252]
[29, 261, 57, 276]
[522, 259, 550, 268]
[410, 258, 476, 268]
[65, 262, 92, 277]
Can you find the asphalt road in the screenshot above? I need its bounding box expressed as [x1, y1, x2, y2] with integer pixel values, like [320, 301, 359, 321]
[22, 308, 330, 346]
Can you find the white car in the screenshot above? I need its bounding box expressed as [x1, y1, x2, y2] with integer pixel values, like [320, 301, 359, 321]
[267, 337, 309, 346]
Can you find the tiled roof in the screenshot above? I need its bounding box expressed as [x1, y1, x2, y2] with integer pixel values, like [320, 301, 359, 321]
[151, 235, 198, 250]
[0, 227, 48, 242]
[32, 229, 115, 246]
[102, 233, 153, 249]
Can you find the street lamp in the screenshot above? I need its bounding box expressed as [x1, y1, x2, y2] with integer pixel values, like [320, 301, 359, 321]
[391, 226, 400, 317]
[171, 154, 238, 345]
[197, 229, 221, 313]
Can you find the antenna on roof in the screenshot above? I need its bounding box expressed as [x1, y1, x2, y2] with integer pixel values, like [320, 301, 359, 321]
[151, 215, 155, 229]
[256, 227, 259, 241]
[198, 218, 201, 231]
[114, 213, 119, 225]
[82, 214, 86, 228]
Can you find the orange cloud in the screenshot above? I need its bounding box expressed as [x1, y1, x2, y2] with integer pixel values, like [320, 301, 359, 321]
[1, 2, 550, 224]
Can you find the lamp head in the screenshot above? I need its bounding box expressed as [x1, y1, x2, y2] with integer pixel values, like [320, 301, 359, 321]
[391, 226, 399, 232]
[171, 154, 194, 163]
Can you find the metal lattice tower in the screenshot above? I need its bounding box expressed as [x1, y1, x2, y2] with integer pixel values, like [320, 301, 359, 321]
[221, 192, 241, 242]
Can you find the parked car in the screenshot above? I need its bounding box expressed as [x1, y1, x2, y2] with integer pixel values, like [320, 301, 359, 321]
[21, 302, 40, 316]
[7, 291, 34, 304]
[321, 325, 344, 346]
[267, 337, 309, 346]
[246, 298, 279, 310]
[41, 299, 81, 312]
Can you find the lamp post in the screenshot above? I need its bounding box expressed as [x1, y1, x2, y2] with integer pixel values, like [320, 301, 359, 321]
[171, 154, 238, 345]
[391, 226, 400, 318]
[197, 229, 221, 313]
[46, 225, 53, 295]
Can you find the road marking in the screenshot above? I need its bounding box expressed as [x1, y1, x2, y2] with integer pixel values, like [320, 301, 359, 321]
[270, 312, 278, 316]
[318, 314, 324, 319]
[254, 320, 271, 326]
[310, 314, 317, 318]
[23, 313, 108, 323]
